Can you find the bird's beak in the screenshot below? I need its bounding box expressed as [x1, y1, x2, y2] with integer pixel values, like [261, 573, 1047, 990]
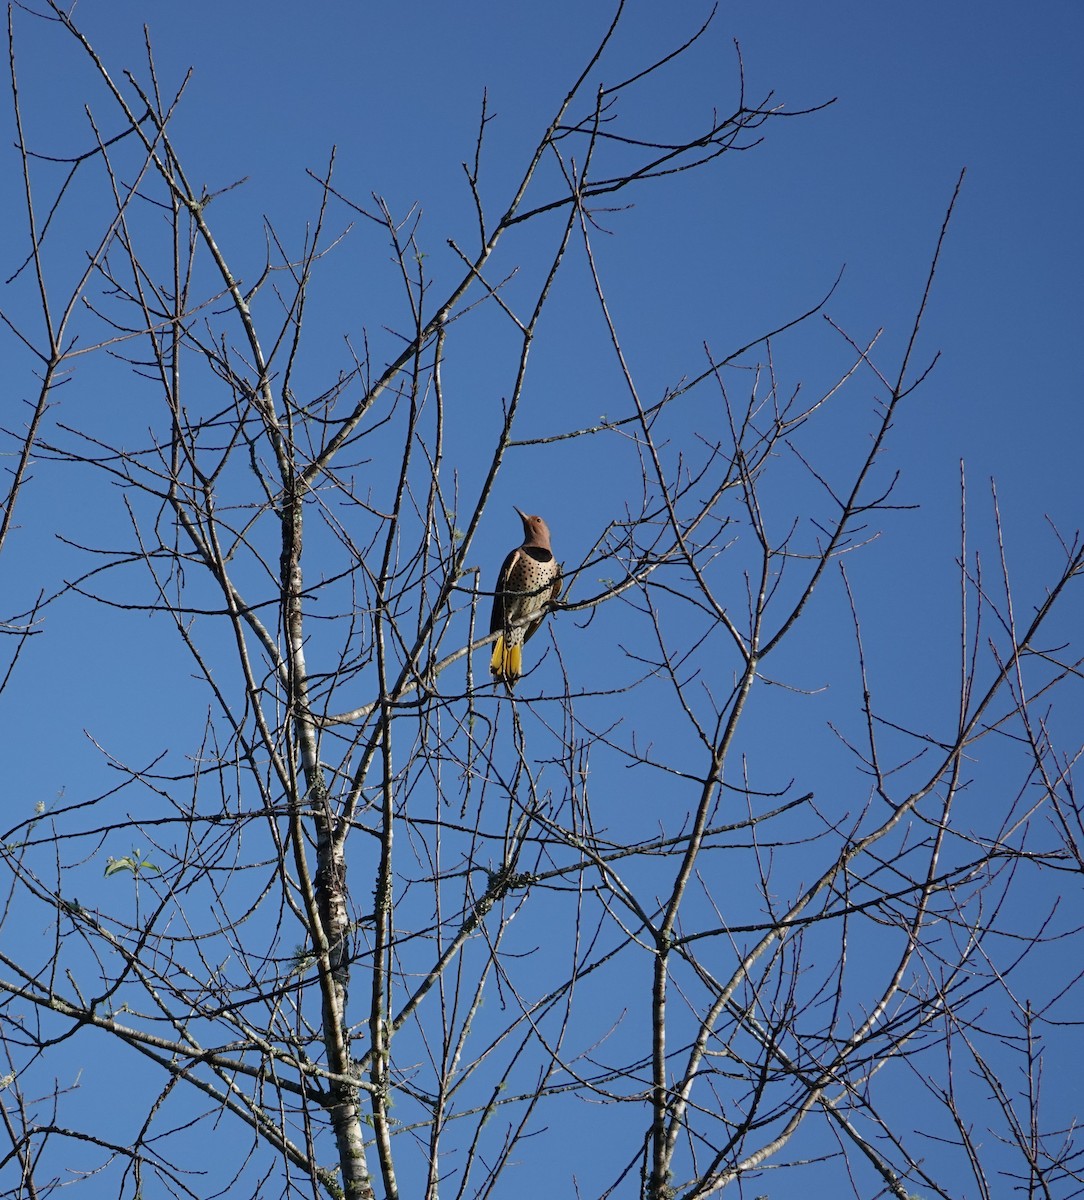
[513, 506, 527, 522]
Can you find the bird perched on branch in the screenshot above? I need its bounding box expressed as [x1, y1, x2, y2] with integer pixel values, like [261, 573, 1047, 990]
[490, 507, 561, 687]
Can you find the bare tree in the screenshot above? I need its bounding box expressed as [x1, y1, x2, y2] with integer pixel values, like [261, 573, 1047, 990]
[2, 4, 1082, 1200]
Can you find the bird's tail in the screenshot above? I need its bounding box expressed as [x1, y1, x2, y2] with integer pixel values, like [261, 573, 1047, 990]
[490, 636, 522, 684]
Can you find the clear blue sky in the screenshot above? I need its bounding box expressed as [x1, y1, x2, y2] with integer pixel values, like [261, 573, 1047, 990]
[3, 3, 1082, 1197]
[8, 0, 1081, 714]
[14, 1, 1078, 569]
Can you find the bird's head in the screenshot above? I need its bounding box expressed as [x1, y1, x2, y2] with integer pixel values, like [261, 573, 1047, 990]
[514, 506, 552, 550]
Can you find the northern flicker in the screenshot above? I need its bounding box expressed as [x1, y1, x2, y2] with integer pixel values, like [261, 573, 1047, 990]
[490, 507, 561, 687]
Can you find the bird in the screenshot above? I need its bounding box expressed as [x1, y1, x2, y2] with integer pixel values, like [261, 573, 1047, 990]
[489, 507, 561, 687]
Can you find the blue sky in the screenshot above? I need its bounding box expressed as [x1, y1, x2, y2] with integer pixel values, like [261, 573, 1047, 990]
[9, 3, 1082, 525]
[3, 3, 1083, 1198]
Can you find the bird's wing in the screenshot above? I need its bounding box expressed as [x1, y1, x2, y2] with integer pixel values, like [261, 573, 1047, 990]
[490, 548, 521, 634]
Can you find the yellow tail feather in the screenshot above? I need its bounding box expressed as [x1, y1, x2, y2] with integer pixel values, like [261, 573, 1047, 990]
[490, 636, 523, 683]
